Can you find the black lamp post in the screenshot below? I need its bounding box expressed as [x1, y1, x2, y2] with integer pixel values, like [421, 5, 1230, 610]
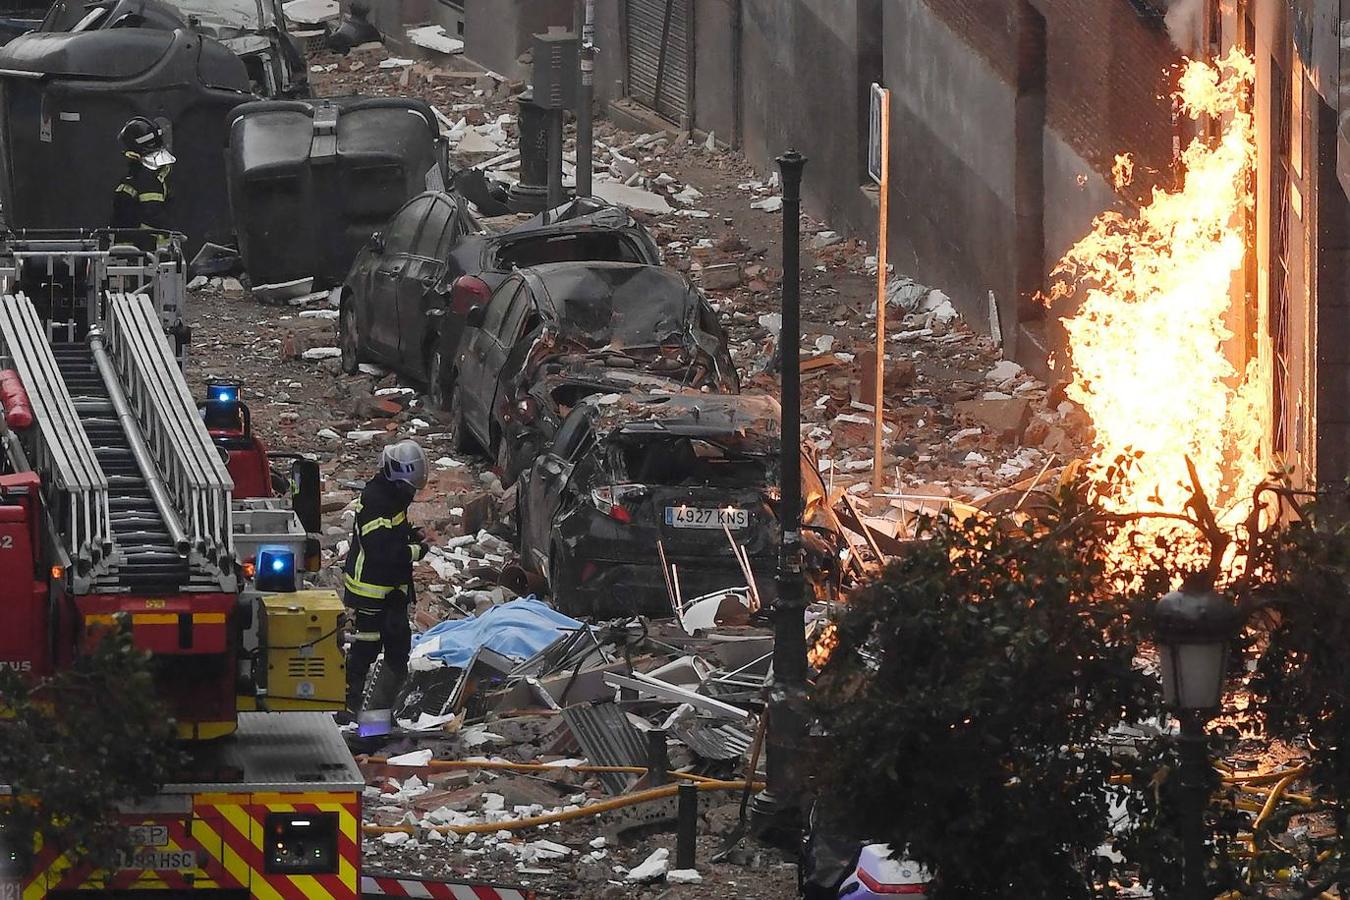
[1154, 587, 1239, 900]
[751, 149, 809, 846]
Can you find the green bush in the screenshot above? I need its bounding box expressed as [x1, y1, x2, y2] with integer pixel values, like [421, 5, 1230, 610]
[811, 486, 1165, 898]
[0, 626, 184, 875]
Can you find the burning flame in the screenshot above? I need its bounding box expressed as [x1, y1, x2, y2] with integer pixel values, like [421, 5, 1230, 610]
[1050, 49, 1267, 568]
[809, 622, 838, 669]
[1112, 153, 1135, 191]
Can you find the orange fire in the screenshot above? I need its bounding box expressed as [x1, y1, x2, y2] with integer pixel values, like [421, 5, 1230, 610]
[1050, 49, 1267, 569]
[809, 622, 838, 669]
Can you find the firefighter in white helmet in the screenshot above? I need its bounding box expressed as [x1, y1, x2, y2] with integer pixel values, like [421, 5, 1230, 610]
[341, 439, 430, 716]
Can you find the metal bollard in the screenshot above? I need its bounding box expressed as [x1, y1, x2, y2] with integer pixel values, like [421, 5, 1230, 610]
[508, 90, 550, 214]
[646, 728, 669, 786]
[676, 782, 698, 870]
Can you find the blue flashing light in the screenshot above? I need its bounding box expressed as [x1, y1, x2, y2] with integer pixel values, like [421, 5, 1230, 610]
[256, 546, 297, 593]
[204, 379, 244, 430]
[206, 379, 242, 406]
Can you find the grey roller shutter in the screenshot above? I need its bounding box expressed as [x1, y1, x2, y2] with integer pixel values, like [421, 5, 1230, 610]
[625, 0, 690, 123]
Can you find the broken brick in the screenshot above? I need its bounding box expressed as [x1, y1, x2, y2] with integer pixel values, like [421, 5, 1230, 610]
[954, 398, 1032, 442]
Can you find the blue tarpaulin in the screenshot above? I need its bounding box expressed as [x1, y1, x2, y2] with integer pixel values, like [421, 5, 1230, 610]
[409, 597, 586, 669]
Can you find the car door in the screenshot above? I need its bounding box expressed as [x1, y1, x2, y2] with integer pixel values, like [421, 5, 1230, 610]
[395, 195, 456, 378]
[456, 277, 523, 441]
[479, 282, 542, 451]
[522, 405, 594, 572]
[366, 195, 432, 360]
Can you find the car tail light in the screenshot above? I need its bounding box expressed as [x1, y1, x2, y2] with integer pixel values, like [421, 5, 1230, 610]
[450, 274, 491, 315]
[591, 485, 644, 524]
[497, 395, 536, 425]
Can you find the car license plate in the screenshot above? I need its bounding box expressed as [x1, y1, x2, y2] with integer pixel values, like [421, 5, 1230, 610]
[665, 506, 748, 529]
[2, 880, 20, 900]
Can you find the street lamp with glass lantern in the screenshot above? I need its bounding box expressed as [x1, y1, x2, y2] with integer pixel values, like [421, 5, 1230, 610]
[1153, 587, 1239, 900]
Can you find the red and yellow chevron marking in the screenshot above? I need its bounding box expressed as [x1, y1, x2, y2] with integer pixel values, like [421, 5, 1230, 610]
[22, 791, 360, 899]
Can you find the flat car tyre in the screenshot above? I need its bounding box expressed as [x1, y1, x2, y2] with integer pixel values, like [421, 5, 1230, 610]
[427, 348, 449, 411]
[548, 544, 583, 617]
[340, 304, 360, 375]
[447, 383, 480, 455]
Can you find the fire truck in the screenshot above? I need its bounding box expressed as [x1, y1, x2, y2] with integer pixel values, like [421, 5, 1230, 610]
[0, 231, 360, 898]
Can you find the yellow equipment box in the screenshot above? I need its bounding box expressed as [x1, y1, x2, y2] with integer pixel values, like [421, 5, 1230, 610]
[254, 589, 346, 711]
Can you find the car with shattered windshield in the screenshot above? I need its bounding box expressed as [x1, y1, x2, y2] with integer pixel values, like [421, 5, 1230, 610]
[516, 393, 843, 619]
[41, 0, 308, 98]
[339, 196, 662, 401]
[446, 261, 739, 469]
[498, 365, 696, 486]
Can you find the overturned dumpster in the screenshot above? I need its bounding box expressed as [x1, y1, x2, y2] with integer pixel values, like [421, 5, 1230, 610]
[0, 27, 250, 254]
[41, 0, 309, 99]
[225, 97, 444, 291]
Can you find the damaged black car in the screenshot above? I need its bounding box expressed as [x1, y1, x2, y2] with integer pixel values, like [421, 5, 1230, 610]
[516, 393, 843, 619]
[338, 196, 661, 399]
[339, 191, 479, 384]
[41, 0, 309, 98]
[498, 366, 695, 486]
[447, 261, 739, 469]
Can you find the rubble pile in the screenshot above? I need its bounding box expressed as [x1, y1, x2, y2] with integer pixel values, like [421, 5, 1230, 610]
[352, 604, 796, 898]
[179, 40, 1097, 899]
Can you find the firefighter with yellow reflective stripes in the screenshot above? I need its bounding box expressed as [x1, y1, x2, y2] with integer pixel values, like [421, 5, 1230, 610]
[111, 116, 175, 250]
[341, 439, 430, 717]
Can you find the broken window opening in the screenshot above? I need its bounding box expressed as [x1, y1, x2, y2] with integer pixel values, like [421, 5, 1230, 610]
[493, 233, 648, 271]
[1270, 56, 1292, 457]
[1014, 0, 1047, 324]
[611, 436, 775, 489]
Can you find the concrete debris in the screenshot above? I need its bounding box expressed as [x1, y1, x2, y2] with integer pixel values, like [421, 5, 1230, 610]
[886, 277, 930, 311]
[301, 346, 341, 360]
[750, 196, 783, 213]
[668, 868, 704, 884]
[592, 181, 675, 214]
[386, 749, 433, 767]
[954, 397, 1032, 442]
[987, 359, 1025, 381]
[378, 57, 415, 69]
[810, 230, 842, 250]
[282, 0, 338, 24]
[455, 130, 502, 154]
[700, 263, 742, 291]
[673, 185, 704, 204]
[625, 848, 670, 883]
[407, 25, 464, 55]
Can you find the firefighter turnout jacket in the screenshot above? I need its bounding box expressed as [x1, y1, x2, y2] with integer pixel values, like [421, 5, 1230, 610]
[112, 153, 172, 235]
[342, 473, 427, 600]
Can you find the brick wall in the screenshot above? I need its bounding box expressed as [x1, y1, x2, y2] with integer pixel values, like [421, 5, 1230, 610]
[923, 0, 1179, 192]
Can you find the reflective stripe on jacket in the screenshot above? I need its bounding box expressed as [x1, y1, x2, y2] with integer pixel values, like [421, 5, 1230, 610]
[341, 473, 420, 599]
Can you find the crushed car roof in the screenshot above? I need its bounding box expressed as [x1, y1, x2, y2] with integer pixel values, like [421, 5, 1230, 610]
[508, 197, 643, 236]
[527, 262, 700, 348]
[584, 392, 783, 442]
[531, 364, 694, 395]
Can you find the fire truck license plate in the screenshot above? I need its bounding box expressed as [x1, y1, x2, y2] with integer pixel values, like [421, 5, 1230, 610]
[665, 506, 748, 529]
[118, 849, 198, 871]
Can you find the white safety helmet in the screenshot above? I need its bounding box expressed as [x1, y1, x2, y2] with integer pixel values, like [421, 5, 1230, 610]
[381, 439, 429, 490]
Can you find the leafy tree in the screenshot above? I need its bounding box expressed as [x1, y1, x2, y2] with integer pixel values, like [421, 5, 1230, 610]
[810, 484, 1165, 898]
[1244, 487, 1350, 894]
[0, 625, 184, 877]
